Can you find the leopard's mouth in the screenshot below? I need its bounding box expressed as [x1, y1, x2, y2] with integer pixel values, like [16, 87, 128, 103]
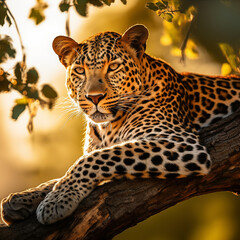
[88, 111, 115, 123]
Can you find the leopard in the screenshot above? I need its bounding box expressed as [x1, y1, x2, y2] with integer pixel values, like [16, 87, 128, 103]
[1, 24, 240, 225]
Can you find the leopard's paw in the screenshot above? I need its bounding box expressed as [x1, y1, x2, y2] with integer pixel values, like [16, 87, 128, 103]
[36, 189, 81, 224]
[1, 192, 43, 225]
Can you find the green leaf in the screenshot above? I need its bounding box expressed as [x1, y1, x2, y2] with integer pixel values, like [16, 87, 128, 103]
[28, 1, 48, 25]
[74, 0, 88, 17]
[29, 8, 45, 25]
[89, 0, 103, 7]
[219, 43, 238, 71]
[146, 2, 158, 11]
[59, 1, 70, 12]
[14, 63, 22, 84]
[0, 36, 16, 63]
[0, 3, 8, 26]
[27, 88, 39, 99]
[219, 43, 234, 57]
[161, 12, 173, 22]
[228, 54, 238, 70]
[120, 0, 127, 4]
[27, 68, 39, 84]
[11, 104, 26, 120]
[41, 84, 58, 99]
[0, 69, 11, 92]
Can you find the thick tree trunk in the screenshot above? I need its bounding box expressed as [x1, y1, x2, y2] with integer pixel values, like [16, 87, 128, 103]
[0, 110, 239, 240]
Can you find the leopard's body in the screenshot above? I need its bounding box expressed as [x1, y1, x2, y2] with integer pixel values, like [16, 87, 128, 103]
[1, 25, 240, 225]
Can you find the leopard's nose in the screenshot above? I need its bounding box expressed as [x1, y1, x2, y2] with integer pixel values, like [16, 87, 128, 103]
[85, 93, 106, 105]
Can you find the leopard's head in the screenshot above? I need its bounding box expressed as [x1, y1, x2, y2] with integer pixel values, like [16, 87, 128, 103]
[53, 25, 148, 123]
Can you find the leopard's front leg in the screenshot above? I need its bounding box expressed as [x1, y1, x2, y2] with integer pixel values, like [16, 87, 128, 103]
[1, 179, 58, 225]
[36, 137, 211, 224]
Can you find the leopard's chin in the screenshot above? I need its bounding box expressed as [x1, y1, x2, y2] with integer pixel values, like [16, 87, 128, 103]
[88, 111, 115, 123]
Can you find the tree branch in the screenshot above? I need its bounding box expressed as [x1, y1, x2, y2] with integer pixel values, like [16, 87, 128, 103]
[0, 110, 240, 240]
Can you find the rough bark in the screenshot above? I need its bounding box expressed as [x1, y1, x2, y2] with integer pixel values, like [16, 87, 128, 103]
[0, 110, 239, 240]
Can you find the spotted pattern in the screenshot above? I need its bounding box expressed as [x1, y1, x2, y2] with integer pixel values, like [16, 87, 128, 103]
[1, 25, 240, 225]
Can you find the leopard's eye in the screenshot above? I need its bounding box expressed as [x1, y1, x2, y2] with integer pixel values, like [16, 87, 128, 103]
[108, 63, 120, 72]
[74, 67, 85, 75]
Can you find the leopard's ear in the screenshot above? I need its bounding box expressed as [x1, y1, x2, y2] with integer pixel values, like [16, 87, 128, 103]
[52, 36, 79, 67]
[121, 24, 149, 59]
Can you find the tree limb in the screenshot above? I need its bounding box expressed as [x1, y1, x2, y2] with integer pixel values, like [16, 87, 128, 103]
[0, 110, 240, 240]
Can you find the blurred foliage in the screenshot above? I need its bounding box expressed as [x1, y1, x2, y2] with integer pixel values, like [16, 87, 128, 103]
[0, 59, 58, 131]
[219, 43, 240, 75]
[0, 0, 58, 132]
[59, 0, 127, 17]
[0, 0, 11, 26]
[114, 192, 240, 240]
[147, 0, 240, 72]
[147, 1, 199, 62]
[146, 0, 179, 22]
[0, 35, 15, 64]
[29, 0, 48, 25]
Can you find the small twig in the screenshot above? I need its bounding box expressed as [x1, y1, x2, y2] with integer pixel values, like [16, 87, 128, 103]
[159, 9, 180, 15]
[180, 15, 195, 64]
[66, 9, 70, 37]
[4, 1, 26, 64]
[65, 0, 74, 37]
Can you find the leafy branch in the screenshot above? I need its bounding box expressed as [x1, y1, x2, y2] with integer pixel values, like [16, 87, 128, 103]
[0, 0, 127, 131]
[3, 0, 25, 62]
[29, 0, 48, 25]
[146, 1, 198, 62]
[146, 0, 180, 22]
[58, 0, 127, 36]
[59, 0, 127, 17]
[146, 0, 240, 74]
[0, 0, 57, 132]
